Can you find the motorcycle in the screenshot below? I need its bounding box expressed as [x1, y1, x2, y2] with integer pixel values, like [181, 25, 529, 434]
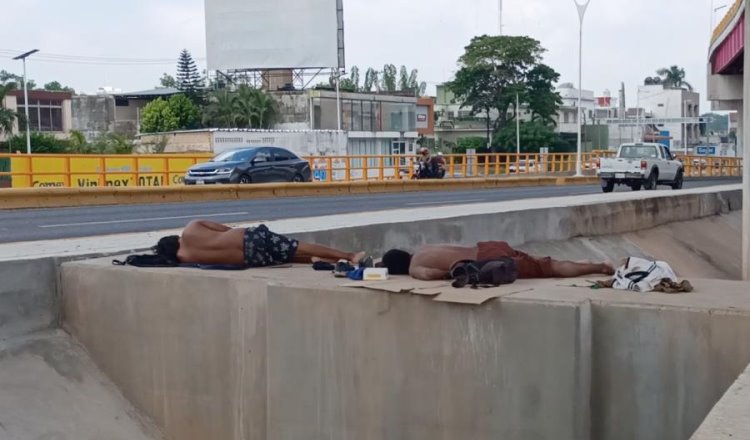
[413, 157, 446, 180]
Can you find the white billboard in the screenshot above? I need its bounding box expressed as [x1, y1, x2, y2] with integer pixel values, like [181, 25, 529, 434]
[205, 0, 345, 71]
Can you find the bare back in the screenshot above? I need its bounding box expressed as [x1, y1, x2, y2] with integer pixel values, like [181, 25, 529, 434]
[409, 244, 478, 280]
[177, 221, 246, 265]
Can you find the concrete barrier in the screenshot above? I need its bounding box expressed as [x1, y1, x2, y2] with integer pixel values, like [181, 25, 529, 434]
[59, 261, 750, 440]
[0, 176, 600, 209]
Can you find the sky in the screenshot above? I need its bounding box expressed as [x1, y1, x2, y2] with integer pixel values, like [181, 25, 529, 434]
[0, 0, 728, 111]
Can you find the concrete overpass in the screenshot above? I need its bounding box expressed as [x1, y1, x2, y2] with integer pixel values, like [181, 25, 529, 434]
[1, 185, 750, 439]
[707, 0, 750, 280]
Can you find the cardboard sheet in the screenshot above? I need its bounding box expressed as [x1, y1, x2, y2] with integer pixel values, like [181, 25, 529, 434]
[340, 277, 538, 305]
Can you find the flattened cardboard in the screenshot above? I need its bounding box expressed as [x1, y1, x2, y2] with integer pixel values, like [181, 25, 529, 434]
[433, 280, 539, 305]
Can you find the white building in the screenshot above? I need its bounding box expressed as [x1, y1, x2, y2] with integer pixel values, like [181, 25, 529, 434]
[556, 83, 596, 134]
[637, 84, 700, 151]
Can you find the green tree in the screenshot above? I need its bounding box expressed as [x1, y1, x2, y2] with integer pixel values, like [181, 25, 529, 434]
[381, 64, 397, 92]
[0, 70, 35, 90]
[0, 82, 18, 141]
[175, 49, 204, 103]
[493, 120, 558, 153]
[203, 90, 236, 128]
[454, 136, 488, 154]
[364, 68, 379, 92]
[450, 35, 561, 144]
[43, 81, 75, 93]
[140, 98, 179, 133]
[168, 94, 201, 129]
[656, 65, 693, 91]
[159, 73, 177, 88]
[233, 85, 276, 129]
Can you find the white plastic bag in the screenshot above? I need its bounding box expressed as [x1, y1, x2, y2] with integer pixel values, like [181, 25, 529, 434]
[612, 257, 678, 293]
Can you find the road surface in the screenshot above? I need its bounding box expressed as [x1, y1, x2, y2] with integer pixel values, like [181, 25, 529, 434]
[0, 178, 739, 243]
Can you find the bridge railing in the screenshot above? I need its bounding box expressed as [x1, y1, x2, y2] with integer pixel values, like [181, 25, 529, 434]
[0, 151, 740, 189]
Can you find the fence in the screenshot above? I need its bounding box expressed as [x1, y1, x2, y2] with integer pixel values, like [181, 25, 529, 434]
[0, 151, 741, 189]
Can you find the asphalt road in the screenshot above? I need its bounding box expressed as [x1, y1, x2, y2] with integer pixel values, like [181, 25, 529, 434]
[0, 178, 740, 244]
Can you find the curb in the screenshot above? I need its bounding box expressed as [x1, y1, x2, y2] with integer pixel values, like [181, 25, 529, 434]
[0, 176, 600, 210]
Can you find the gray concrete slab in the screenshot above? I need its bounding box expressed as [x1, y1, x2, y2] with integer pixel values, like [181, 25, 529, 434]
[0, 258, 58, 342]
[691, 363, 750, 439]
[0, 331, 163, 440]
[62, 263, 269, 440]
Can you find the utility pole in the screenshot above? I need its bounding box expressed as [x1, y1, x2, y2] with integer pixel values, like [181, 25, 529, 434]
[12, 49, 39, 155]
[574, 0, 591, 177]
[516, 93, 521, 156]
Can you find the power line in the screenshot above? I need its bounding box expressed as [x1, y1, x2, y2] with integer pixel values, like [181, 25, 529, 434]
[0, 49, 206, 66]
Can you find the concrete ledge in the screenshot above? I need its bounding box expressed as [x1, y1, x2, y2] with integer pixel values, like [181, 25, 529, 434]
[0, 176, 600, 209]
[59, 261, 750, 440]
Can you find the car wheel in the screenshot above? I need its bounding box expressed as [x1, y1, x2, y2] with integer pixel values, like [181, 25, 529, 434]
[601, 179, 615, 193]
[292, 174, 304, 183]
[239, 174, 252, 184]
[630, 183, 641, 191]
[644, 170, 658, 190]
[671, 170, 684, 190]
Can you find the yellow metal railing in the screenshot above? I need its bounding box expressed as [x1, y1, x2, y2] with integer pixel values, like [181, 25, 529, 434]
[1, 150, 740, 189]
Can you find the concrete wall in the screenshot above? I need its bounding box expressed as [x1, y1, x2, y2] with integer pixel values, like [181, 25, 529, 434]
[0, 258, 59, 342]
[265, 284, 592, 440]
[62, 266, 268, 440]
[72, 95, 116, 140]
[272, 91, 312, 130]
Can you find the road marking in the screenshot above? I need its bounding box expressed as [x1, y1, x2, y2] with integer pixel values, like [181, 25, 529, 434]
[39, 212, 249, 228]
[406, 199, 487, 206]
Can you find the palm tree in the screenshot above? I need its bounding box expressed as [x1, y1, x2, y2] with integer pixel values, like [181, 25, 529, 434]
[0, 83, 18, 140]
[203, 89, 237, 128]
[656, 66, 693, 91]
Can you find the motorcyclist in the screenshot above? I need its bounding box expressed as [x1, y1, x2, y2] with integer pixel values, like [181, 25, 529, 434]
[416, 147, 436, 179]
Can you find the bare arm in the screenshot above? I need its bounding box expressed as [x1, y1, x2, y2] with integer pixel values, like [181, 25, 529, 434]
[409, 265, 449, 281]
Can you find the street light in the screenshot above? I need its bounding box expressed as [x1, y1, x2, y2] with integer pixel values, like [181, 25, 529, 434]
[12, 49, 39, 155]
[574, 0, 590, 177]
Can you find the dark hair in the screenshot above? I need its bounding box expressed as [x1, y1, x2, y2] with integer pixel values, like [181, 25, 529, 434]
[381, 249, 412, 275]
[153, 236, 180, 263]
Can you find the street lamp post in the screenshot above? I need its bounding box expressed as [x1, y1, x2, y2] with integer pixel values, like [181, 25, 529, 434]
[574, 0, 590, 177]
[12, 49, 39, 155]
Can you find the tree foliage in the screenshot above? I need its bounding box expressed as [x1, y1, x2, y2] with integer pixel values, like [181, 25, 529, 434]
[449, 35, 562, 147]
[203, 86, 276, 129]
[175, 49, 204, 103]
[140, 98, 180, 133]
[493, 121, 558, 153]
[0, 82, 18, 139]
[167, 94, 201, 130]
[159, 73, 177, 88]
[655, 65, 692, 91]
[43, 81, 75, 93]
[325, 65, 426, 96]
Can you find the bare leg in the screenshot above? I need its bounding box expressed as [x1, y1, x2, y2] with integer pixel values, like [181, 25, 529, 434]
[292, 242, 365, 265]
[549, 260, 614, 278]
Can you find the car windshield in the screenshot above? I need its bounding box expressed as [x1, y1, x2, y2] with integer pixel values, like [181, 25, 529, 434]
[211, 149, 257, 163]
[620, 146, 658, 159]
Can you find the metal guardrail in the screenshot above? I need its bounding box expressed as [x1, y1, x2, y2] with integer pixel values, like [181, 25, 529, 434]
[0, 152, 614, 189]
[0, 151, 741, 189]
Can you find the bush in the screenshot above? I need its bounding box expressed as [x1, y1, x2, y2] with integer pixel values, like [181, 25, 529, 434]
[7, 132, 71, 154]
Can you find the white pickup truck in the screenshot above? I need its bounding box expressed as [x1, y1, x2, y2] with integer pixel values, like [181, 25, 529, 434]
[597, 143, 684, 193]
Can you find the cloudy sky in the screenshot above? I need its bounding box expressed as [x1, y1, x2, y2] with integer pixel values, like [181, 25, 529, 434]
[0, 0, 724, 109]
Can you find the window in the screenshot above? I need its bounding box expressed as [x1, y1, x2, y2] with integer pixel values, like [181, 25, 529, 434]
[272, 148, 296, 161]
[341, 100, 352, 131]
[362, 101, 372, 131]
[17, 97, 64, 132]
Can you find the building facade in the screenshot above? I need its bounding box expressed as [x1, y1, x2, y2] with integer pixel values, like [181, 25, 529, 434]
[0, 90, 73, 142]
[637, 85, 700, 151]
[273, 89, 433, 157]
